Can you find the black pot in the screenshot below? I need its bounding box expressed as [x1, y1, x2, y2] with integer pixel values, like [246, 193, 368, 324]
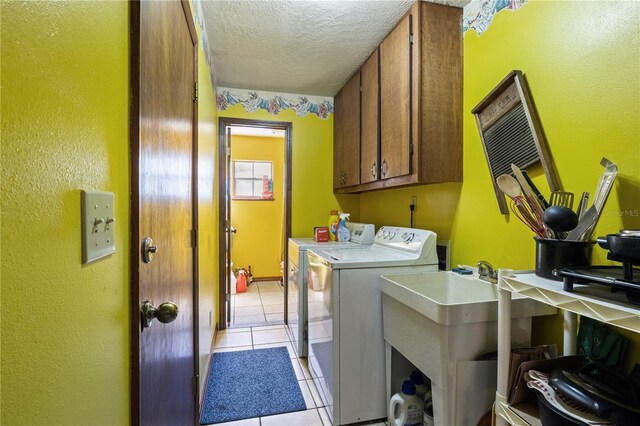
[535, 238, 595, 281]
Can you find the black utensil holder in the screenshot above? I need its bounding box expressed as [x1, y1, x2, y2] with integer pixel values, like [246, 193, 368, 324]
[535, 238, 595, 281]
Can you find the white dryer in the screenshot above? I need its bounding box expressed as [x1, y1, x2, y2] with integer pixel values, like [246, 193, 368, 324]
[306, 226, 439, 425]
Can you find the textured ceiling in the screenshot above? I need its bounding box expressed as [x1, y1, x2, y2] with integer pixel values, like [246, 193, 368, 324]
[201, 0, 470, 97]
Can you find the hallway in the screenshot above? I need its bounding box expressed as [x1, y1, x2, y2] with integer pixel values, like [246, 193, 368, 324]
[212, 324, 387, 426]
[230, 280, 285, 327]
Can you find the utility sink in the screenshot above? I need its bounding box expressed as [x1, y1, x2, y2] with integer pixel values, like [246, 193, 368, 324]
[381, 271, 556, 426]
[381, 271, 546, 325]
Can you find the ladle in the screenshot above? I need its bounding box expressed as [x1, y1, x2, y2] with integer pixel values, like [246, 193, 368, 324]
[543, 205, 579, 237]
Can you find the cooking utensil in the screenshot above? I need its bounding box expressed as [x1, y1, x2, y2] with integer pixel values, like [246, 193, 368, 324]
[565, 205, 598, 241]
[549, 191, 574, 209]
[497, 174, 546, 237]
[576, 192, 589, 219]
[583, 158, 618, 240]
[511, 165, 553, 238]
[496, 174, 522, 199]
[522, 170, 550, 209]
[543, 205, 579, 237]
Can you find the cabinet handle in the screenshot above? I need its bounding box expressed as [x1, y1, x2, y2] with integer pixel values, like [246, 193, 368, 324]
[381, 159, 388, 178]
[371, 162, 377, 179]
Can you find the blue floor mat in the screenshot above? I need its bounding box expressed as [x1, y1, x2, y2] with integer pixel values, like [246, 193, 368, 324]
[200, 346, 306, 424]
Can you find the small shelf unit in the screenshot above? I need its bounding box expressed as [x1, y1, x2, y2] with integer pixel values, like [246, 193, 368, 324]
[494, 270, 640, 426]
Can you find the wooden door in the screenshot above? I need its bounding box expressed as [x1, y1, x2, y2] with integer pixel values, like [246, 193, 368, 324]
[333, 72, 360, 189]
[224, 127, 232, 325]
[360, 50, 379, 184]
[131, 0, 198, 424]
[380, 13, 412, 180]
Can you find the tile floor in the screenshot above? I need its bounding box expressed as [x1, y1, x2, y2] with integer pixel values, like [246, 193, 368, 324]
[231, 280, 285, 327]
[211, 324, 387, 426]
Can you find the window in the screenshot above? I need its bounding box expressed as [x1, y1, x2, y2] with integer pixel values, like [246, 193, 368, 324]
[233, 160, 273, 200]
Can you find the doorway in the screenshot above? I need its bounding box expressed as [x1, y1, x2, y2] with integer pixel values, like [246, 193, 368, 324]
[218, 118, 292, 330]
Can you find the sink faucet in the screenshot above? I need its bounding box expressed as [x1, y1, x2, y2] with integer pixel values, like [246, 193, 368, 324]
[477, 260, 497, 284]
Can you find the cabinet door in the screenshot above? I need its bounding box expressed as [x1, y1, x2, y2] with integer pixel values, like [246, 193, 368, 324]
[360, 50, 379, 184]
[333, 72, 361, 189]
[380, 13, 412, 180]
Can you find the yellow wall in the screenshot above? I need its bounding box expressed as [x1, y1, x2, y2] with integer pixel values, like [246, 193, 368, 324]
[194, 12, 219, 394]
[219, 105, 360, 236]
[1, 1, 130, 424]
[361, 1, 639, 363]
[230, 135, 285, 277]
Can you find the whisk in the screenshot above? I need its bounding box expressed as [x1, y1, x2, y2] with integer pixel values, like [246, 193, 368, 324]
[509, 198, 546, 238]
[497, 174, 551, 238]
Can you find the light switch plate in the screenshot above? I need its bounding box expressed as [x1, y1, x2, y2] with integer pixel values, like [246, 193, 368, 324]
[81, 190, 115, 264]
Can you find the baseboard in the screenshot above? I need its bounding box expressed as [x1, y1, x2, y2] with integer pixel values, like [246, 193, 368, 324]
[252, 276, 283, 282]
[199, 322, 219, 412]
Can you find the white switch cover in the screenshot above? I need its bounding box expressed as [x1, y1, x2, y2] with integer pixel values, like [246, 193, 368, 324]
[81, 190, 115, 264]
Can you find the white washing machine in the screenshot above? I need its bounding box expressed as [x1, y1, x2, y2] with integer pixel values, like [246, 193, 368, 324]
[286, 222, 375, 357]
[306, 226, 439, 425]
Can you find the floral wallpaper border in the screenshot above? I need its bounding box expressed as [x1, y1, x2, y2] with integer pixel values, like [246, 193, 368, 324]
[193, 0, 216, 88]
[217, 87, 334, 119]
[463, 0, 527, 36]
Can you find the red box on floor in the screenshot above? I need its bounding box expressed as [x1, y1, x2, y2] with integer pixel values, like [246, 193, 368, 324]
[314, 227, 329, 242]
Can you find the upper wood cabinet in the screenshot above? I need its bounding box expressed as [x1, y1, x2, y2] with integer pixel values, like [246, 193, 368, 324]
[333, 71, 361, 190]
[334, 1, 462, 194]
[360, 50, 379, 184]
[380, 13, 412, 181]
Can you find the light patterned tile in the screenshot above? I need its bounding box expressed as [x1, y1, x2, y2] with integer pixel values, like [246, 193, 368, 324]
[213, 417, 260, 426]
[296, 357, 312, 379]
[306, 379, 323, 407]
[234, 294, 263, 307]
[213, 345, 253, 354]
[318, 407, 331, 426]
[222, 327, 251, 334]
[298, 379, 316, 409]
[234, 305, 265, 316]
[214, 331, 252, 348]
[233, 314, 267, 326]
[260, 408, 323, 426]
[265, 313, 284, 322]
[291, 358, 305, 380]
[252, 324, 285, 331]
[260, 293, 285, 304]
[252, 327, 289, 345]
[263, 303, 284, 314]
[253, 342, 296, 359]
[258, 282, 283, 292]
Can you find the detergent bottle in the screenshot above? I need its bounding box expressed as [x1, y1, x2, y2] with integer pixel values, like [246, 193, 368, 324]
[337, 213, 351, 242]
[328, 210, 340, 241]
[388, 380, 423, 426]
[410, 371, 428, 401]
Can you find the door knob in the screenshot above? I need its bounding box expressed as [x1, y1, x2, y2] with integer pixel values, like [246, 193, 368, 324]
[141, 300, 179, 329]
[141, 237, 157, 263]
